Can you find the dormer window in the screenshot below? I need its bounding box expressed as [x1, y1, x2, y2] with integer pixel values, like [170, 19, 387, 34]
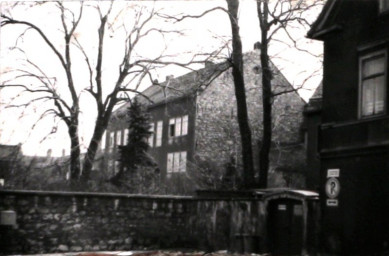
[379, 0, 389, 13]
[359, 50, 387, 118]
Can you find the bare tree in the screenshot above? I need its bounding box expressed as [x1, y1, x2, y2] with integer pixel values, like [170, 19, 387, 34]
[161, 1, 256, 188]
[226, 0, 255, 188]
[256, 0, 323, 188]
[0, 1, 210, 187]
[157, 0, 322, 189]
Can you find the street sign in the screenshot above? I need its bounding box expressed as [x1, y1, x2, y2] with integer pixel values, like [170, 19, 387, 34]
[326, 199, 338, 207]
[325, 177, 340, 199]
[327, 168, 340, 177]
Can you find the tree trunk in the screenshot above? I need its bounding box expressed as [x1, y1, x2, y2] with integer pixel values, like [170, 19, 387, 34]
[226, 0, 255, 188]
[257, 1, 272, 188]
[68, 121, 81, 186]
[258, 42, 272, 188]
[81, 118, 107, 183]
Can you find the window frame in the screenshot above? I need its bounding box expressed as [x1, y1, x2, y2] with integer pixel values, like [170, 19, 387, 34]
[166, 151, 187, 174]
[109, 131, 115, 152]
[148, 123, 155, 147]
[358, 49, 387, 119]
[169, 118, 176, 138]
[124, 129, 129, 145]
[116, 130, 122, 146]
[156, 121, 163, 147]
[168, 115, 189, 138]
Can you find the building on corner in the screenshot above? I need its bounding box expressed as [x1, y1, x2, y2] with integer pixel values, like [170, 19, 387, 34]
[308, 0, 389, 254]
[99, 44, 308, 194]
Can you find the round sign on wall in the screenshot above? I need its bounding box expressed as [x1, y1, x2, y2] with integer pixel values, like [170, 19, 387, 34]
[325, 177, 340, 199]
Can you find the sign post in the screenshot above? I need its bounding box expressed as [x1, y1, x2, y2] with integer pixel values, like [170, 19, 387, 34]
[326, 169, 340, 207]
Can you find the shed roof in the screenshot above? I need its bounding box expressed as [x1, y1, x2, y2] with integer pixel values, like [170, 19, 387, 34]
[254, 188, 319, 201]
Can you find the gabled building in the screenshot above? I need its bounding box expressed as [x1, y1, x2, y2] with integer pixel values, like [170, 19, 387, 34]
[308, 0, 389, 254]
[101, 45, 307, 194]
[303, 82, 322, 191]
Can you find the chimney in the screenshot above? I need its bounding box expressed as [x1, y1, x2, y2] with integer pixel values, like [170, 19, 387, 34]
[205, 61, 214, 69]
[47, 149, 52, 158]
[254, 41, 261, 51]
[166, 75, 174, 82]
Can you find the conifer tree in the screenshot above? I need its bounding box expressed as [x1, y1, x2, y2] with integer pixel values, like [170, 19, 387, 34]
[111, 99, 152, 185]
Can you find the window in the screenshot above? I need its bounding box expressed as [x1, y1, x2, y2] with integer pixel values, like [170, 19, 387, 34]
[156, 121, 163, 147]
[109, 132, 115, 152]
[179, 151, 187, 172]
[124, 129, 129, 145]
[182, 115, 188, 135]
[148, 123, 155, 147]
[360, 50, 387, 117]
[173, 152, 180, 172]
[380, 0, 389, 13]
[168, 115, 189, 138]
[169, 118, 176, 137]
[116, 130, 122, 146]
[175, 117, 182, 137]
[167, 153, 174, 173]
[167, 151, 187, 173]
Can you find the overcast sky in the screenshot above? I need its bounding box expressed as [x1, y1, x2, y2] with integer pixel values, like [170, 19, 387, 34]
[0, 0, 323, 156]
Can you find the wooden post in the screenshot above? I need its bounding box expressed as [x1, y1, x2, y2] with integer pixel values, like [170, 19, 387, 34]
[302, 200, 309, 256]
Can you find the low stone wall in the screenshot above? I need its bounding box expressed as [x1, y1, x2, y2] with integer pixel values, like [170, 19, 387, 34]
[0, 190, 265, 254]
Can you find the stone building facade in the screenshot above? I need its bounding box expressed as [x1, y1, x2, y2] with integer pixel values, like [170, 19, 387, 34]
[99, 46, 307, 194]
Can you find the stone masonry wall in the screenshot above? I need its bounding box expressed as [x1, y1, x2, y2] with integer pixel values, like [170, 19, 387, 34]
[195, 50, 306, 186]
[0, 190, 265, 254]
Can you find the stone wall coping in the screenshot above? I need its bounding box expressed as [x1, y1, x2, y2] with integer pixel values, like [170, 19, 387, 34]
[0, 189, 261, 201]
[0, 189, 194, 200]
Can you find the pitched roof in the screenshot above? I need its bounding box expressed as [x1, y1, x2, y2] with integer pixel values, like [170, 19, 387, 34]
[311, 81, 323, 99]
[113, 61, 230, 118]
[307, 0, 343, 39]
[112, 49, 300, 118]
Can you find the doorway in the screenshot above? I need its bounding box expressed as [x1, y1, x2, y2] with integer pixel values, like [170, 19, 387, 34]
[267, 199, 304, 255]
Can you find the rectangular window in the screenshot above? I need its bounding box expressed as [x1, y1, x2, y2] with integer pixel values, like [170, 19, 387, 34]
[156, 121, 163, 147]
[169, 118, 175, 137]
[180, 151, 187, 172]
[175, 117, 182, 137]
[167, 151, 187, 174]
[116, 130, 122, 146]
[124, 129, 129, 145]
[380, 0, 389, 13]
[169, 115, 188, 138]
[182, 115, 188, 135]
[173, 152, 180, 172]
[148, 123, 155, 147]
[360, 51, 387, 117]
[167, 153, 174, 173]
[109, 132, 115, 152]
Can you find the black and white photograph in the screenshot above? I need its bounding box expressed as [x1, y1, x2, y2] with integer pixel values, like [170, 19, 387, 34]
[1, 0, 388, 255]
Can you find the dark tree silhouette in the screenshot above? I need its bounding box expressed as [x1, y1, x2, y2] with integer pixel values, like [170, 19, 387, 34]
[110, 99, 153, 186]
